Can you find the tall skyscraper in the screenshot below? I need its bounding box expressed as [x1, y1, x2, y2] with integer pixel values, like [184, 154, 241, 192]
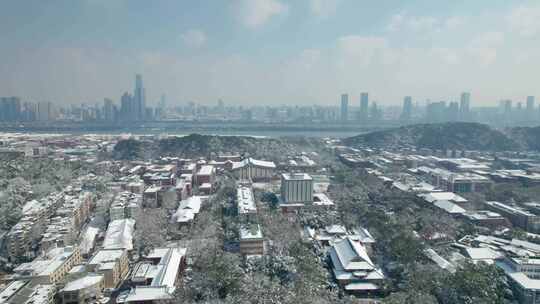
[527, 96, 535, 112]
[516, 102, 524, 123]
[37, 101, 55, 121]
[103, 98, 115, 122]
[401, 96, 413, 121]
[340, 94, 349, 122]
[120, 92, 133, 121]
[160, 94, 167, 109]
[501, 99, 513, 122]
[460, 92, 471, 120]
[22, 102, 37, 122]
[360, 92, 369, 121]
[448, 101, 460, 121]
[425, 101, 447, 123]
[370, 101, 382, 122]
[0, 97, 21, 122]
[134, 74, 146, 121]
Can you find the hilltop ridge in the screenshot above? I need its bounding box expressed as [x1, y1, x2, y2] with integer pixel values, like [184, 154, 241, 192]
[342, 122, 532, 151]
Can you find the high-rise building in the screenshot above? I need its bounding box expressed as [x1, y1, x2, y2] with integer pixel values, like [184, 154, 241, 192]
[340, 94, 349, 122]
[501, 99, 513, 123]
[360, 92, 369, 121]
[426, 101, 447, 123]
[120, 92, 133, 121]
[527, 96, 535, 121]
[217, 99, 224, 111]
[527, 96, 535, 110]
[370, 101, 382, 122]
[0, 97, 22, 122]
[134, 74, 146, 121]
[448, 101, 460, 121]
[460, 92, 471, 120]
[160, 95, 167, 110]
[401, 96, 413, 121]
[103, 98, 115, 122]
[37, 101, 55, 121]
[22, 102, 37, 121]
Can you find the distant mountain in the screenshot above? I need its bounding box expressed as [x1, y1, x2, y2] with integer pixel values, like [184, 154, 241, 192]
[113, 134, 291, 160]
[342, 122, 524, 151]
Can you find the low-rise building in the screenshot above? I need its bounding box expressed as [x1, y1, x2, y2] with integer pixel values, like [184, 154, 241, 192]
[60, 274, 105, 304]
[462, 210, 508, 227]
[239, 225, 264, 256]
[121, 247, 187, 303]
[237, 185, 257, 218]
[417, 166, 492, 193]
[231, 158, 276, 182]
[170, 196, 204, 229]
[0, 280, 55, 304]
[103, 219, 136, 251]
[196, 165, 215, 187]
[143, 186, 161, 208]
[198, 182, 213, 195]
[14, 246, 82, 285]
[87, 249, 129, 289]
[497, 258, 540, 304]
[143, 164, 176, 186]
[329, 237, 385, 294]
[418, 192, 468, 215]
[110, 191, 142, 221]
[485, 201, 540, 233]
[79, 226, 101, 258]
[175, 176, 191, 201]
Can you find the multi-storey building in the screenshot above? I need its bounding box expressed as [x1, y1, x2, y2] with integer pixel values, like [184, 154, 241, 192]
[239, 225, 264, 256]
[329, 237, 385, 294]
[123, 247, 187, 303]
[6, 193, 65, 262]
[281, 173, 313, 204]
[417, 166, 492, 193]
[485, 201, 540, 233]
[498, 257, 540, 304]
[0, 281, 55, 304]
[196, 165, 215, 186]
[237, 185, 257, 218]
[109, 191, 142, 221]
[14, 246, 82, 285]
[87, 249, 129, 289]
[39, 191, 94, 252]
[60, 274, 104, 304]
[0, 97, 22, 122]
[231, 158, 276, 182]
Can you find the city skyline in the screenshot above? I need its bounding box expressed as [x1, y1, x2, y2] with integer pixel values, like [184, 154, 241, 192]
[2, 73, 538, 110]
[1, 0, 540, 106]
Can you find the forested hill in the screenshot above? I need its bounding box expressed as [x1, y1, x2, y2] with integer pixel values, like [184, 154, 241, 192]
[112, 134, 291, 160]
[342, 122, 530, 151]
[506, 126, 540, 151]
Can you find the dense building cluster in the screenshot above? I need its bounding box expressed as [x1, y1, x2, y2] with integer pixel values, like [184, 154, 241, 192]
[334, 141, 540, 303]
[3, 130, 540, 303]
[2, 79, 539, 128]
[0, 132, 375, 303]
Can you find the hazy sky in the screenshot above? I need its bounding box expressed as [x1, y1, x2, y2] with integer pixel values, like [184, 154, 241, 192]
[1, 0, 540, 106]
